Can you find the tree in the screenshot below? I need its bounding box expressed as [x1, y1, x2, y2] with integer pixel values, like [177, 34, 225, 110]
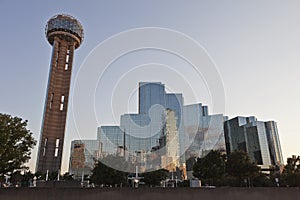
[7, 170, 35, 187]
[90, 155, 130, 186]
[143, 169, 169, 186]
[281, 155, 300, 187]
[226, 150, 260, 186]
[193, 150, 225, 185]
[0, 113, 36, 176]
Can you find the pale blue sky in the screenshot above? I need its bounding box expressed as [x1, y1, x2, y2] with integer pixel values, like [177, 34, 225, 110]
[1, 1, 300, 172]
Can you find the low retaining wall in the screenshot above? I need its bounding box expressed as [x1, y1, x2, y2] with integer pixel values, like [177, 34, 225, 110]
[0, 187, 299, 200]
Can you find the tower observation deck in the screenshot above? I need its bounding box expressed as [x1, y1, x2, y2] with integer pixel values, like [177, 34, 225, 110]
[36, 14, 84, 173]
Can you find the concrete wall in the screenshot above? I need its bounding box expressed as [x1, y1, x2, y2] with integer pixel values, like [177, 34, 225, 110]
[0, 187, 299, 200]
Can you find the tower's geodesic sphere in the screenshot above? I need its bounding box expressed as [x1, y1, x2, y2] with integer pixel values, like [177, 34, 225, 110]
[45, 14, 84, 49]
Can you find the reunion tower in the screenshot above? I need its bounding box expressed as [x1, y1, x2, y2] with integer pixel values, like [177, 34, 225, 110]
[36, 14, 84, 173]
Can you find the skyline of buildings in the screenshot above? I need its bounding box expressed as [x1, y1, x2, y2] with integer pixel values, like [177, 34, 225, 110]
[69, 81, 283, 179]
[31, 13, 286, 174]
[71, 82, 187, 175]
[31, 13, 284, 176]
[2, 2, 299, 175]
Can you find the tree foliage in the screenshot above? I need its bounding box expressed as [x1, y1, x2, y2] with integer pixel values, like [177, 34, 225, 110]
[281, 155, 300, 187]
[143, 169, 169, 186]
[193, 150, 225, 185]
[9, 170, 35, 187]
[0, 113, 36, 176]
[90, 155, 130, 186]
[226, 150, 260, 181]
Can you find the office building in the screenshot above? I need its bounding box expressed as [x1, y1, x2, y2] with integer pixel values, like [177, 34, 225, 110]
[224, 116, 283, 169]
[138, 82, 185, 162]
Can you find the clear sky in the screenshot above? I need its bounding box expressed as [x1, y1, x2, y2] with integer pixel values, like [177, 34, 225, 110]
[1, 1, 300, 173]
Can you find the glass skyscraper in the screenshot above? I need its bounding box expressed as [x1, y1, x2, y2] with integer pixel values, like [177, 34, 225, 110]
[138, 82, 185, 162]
[224, 116, 283, 169]
[139, 82, 166, 115]
[138, 82, 183, 129]
[265, 121, 284, 166]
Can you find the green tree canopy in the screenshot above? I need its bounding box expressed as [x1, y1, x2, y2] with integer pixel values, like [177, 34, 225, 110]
[142, 169, 169, 186]
[0, 113, 36, 176]
[90, 155, 130, 186]
[193, 150, 225, 185]
[284, 155, 300, 173]
[281, 155, 300, 187]
[226, 150, 260, 181]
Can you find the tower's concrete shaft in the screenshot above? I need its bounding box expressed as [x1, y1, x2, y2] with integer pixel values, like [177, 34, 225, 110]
[36, 14, 83, 173]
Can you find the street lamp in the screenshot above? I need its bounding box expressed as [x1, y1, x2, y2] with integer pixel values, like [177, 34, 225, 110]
[275, 178, 279, 187]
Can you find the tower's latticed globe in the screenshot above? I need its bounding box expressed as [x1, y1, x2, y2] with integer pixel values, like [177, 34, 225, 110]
[45, 14, 84, 49]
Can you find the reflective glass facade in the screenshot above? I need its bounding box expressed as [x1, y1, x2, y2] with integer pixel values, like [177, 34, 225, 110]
[69, 140, 101, 178]
[97, 126, 124, 156]
[138, 82, 183, 128]
[139, 82, 166, 115]
[137, 82, 185, 164]
[255, 121, 272, 168]
[94, 82, 185, 172]
[166, 93, 185, 162]
[265, 121, 284, 166]
[120, 114, 163, 153]
[224, 116, 274, 168]
[69, 80, 284, 176]
[160, 109, 180, 171]
[82, 82, 229, 175]
[184, 103, 227, 159]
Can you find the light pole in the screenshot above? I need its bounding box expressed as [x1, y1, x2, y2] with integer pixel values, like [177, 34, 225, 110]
[275, 177, 279, 187]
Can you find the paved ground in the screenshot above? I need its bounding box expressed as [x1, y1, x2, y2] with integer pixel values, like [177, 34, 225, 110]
[0, 187, 299, 200]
